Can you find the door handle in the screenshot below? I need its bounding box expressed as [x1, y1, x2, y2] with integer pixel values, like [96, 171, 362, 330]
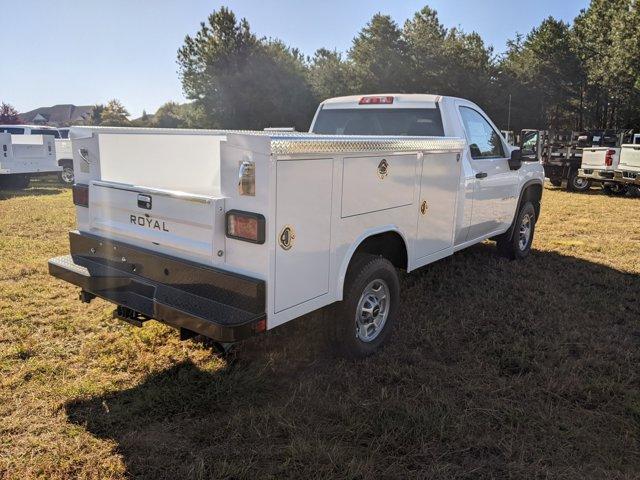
[475, 172, 488, 179]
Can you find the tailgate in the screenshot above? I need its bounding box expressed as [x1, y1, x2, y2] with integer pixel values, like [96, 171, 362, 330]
[89, 181, 225, 261]
[619, 145, 640, 171]
[581, 147, 618, 170]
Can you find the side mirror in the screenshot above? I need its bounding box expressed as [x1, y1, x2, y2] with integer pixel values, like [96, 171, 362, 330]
[508, 149, 522, 170]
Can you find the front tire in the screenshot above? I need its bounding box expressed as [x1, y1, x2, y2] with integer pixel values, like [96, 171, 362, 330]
[549, 178, 562, 187]
[333, 254, 400, 359]
[497, 201, 536, 260]
[567, 170, 591, 192]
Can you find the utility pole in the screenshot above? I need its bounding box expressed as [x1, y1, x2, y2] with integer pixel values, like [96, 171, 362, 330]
[507, 93, 512, 132]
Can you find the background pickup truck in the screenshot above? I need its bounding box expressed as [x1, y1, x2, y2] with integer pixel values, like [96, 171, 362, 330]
[49, 94, 544, 358]
[614, 134, 640, 190]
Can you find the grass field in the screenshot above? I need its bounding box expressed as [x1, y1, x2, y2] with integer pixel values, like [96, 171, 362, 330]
[1, 177, 639, 479]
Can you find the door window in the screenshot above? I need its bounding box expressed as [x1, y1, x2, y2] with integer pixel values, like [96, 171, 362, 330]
[459, 107, 504, 159]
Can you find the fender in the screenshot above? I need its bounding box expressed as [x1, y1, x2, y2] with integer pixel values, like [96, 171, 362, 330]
[335, 225, 409, 301]
[505, 178, 543, 240]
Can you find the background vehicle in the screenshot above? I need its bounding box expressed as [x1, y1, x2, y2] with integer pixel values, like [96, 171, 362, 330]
[614, 133, 640, 192]
[49, 94, 544, 358]
[0, 132, 56, 189]
[0, 124, 74, 184]
[578, 130, 632, 195]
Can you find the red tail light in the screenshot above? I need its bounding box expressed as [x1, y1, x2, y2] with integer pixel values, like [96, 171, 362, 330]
[359, 96, 394, 105]
[226, 210, 265, 244]
[72, 183, 89, 207]
[605, 149, 615, 166]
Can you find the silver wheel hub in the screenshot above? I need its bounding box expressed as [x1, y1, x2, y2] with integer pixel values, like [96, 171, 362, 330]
[518, 213, 532, 251]
[355, 279, 390, 343]
[61, 167, 74, 184]
[574, 177, 587, 188]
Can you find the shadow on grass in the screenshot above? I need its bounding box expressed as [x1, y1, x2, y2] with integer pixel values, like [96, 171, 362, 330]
[0, 176, 67, 200]
[65, 244, 640, 479]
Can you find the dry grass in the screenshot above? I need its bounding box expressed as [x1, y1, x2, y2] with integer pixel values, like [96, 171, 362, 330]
[1, 177, 639, 479]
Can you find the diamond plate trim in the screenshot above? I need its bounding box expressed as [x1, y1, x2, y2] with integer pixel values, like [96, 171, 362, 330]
[269, 136, 466, 155]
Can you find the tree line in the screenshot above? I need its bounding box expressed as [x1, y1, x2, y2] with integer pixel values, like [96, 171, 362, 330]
[4, 1, 639, 134]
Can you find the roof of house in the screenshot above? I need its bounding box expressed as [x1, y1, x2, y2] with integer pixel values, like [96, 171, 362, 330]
[19, 104, 93, 126]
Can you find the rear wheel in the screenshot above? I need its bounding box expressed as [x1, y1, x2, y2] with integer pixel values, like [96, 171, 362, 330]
[602, 183, 627, 196]
[333, 254, 399, 359]
[58, 164, 74, 185]
[567, 170, 591, 192]
[497, 201, 536, 260]
[549, 178, 562, 187]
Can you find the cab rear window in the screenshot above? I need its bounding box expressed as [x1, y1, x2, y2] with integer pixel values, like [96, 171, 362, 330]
[312, 108, 444, 136]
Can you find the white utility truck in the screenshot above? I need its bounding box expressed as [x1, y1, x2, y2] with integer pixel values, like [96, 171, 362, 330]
[614, 134, 640, 190]
[48, 94, 544, 358]
[0, 125, 74, 185]
[0, 131, 56, 189]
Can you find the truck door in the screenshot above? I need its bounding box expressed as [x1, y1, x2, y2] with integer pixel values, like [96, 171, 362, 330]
[415, 152, 461, 259]
[458, 105, 517, 240]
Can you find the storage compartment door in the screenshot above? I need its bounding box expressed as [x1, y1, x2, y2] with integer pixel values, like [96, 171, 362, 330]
[275, 159, 333, 313]
[415, 152, 461, 258]
[341, 154, 416, 217]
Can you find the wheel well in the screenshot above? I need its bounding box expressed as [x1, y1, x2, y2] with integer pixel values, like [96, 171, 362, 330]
[353, 231, 408, 270]
[521, 182, 542, 220]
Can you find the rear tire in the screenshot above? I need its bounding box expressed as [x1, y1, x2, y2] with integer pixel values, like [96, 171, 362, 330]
[549, 178, 562, 187]
[333, 254, 399, 359]
[567, 170, 591, 192]
[58, 164, 74, 185]
[497, 201, 536, 260]
[602, 183, 627, 196]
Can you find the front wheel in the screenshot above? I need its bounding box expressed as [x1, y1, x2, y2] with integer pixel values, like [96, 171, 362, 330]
[333, 254, 400, 359]
[549, 178, 562, 187]
[497, 201, 536, 260]
[567, 170, 591, 192]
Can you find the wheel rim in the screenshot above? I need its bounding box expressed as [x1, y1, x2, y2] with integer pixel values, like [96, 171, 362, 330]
[573, 176, 588, 189]
[518, 213, 532, 251]
[61, 167, 74, 184]
[355, 279, 390, 343]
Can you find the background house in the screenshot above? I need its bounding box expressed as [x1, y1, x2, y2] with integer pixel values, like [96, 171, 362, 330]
[19, 104, 93, 126]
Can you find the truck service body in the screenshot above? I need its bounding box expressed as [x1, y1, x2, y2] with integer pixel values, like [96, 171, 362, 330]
[0, 124, 74, 186]
[49, 94, 544, 357]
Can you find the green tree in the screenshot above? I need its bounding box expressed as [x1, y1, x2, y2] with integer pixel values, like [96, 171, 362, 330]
[500, 18, 584, 130]
[177, 7, 315, 130]
[0, 103, 21, 124]
[308, 48, 355, 102]
[99, 99, 130, 126]
[87, 104, 104, 126]
[150, 102, 187, 128]
[403, 6, 447, 93]
[349, 14, 410, 93]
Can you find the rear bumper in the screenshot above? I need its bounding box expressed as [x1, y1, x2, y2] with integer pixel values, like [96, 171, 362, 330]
[614, 170, 640, 185]
[49, 231, 266, 342]
[578, 169, 617, 181]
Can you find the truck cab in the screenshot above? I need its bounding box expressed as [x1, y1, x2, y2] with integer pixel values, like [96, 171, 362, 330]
[49, 94, 543, 358]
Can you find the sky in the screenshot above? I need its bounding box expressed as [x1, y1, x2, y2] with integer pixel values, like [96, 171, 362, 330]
[0, 0, 589, 118]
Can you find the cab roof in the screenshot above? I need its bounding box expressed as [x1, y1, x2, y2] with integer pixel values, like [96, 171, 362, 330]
[320, 94, 442, 109]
